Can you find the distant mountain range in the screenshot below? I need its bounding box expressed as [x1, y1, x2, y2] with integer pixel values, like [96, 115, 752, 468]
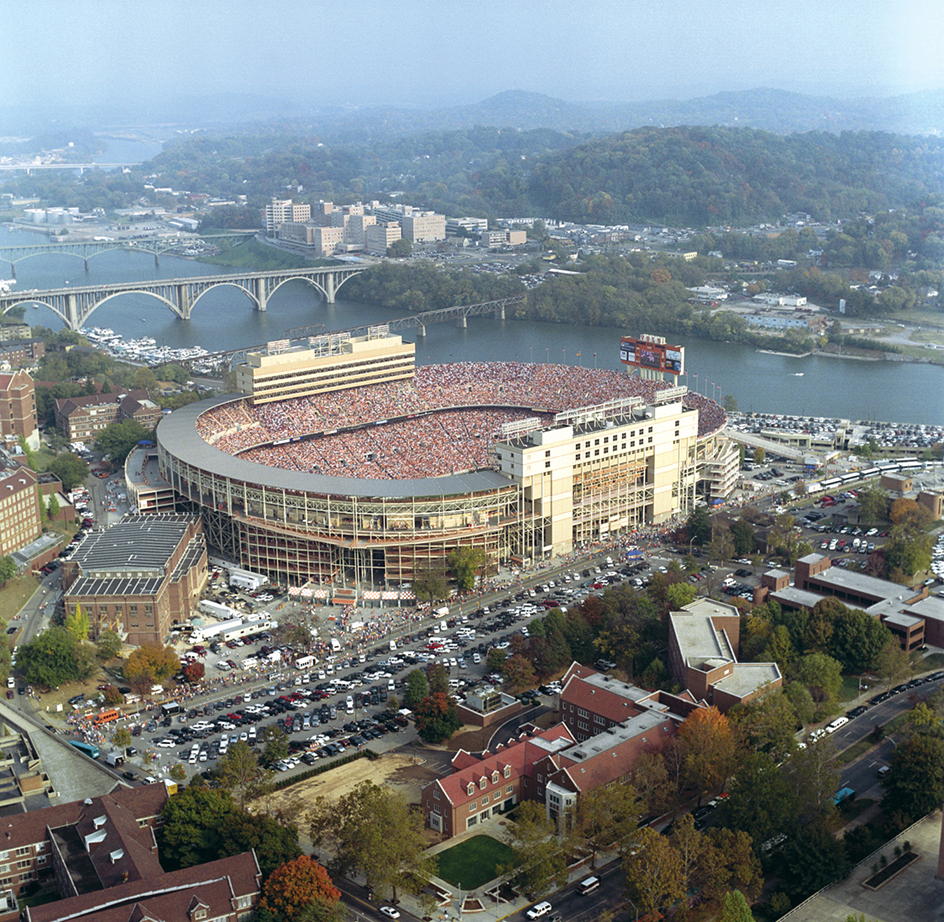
[2, 86, 943, 142]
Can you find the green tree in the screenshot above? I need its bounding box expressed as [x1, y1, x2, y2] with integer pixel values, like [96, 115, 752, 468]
[794, 651, 843, 710]
[486, 646, 508, 672]
[0, 556, 16, 585]
[501, 653, 537, 692]
[687, 506, 712, 546]
[831, 606, 892, 673]
[447, 546, 487, 591]
[876, 637, 912, 690]
[857, 483, 890, 525]
[260, 726, 290, 768]
[96, 419, 151, 464]
[113, 727, 132, 748]
[719, 889, 755, 922]
[217, 741, 272, 804]
[781, 823, 849, 899]
[753, 447, 765, 465]
[411, 568, 450, 605]
[664, 581, 697, 611]
[169, 763, 187, 783]
[403, 669, 430, 709]
[308, 780, 436, 901]
[719, 752, 797, 848]
[387, 238, 413, 258]
[96, 629, 122, 660]
[501, 800, 568, 899]
[46, 493, 60, 521]
[882, 733, 944, 822]
[414, 692, 462, 744]
[883, 524, 934, 585]
[47, 453, 89, 492]
[16, 626, 95, 687]
[728, 690, 799, 763]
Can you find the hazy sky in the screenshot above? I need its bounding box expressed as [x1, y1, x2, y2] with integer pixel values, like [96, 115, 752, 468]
[3, 0, 944, 115]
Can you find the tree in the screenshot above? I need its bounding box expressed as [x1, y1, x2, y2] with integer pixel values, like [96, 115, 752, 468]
[16, 626, 95, 687]
[0, 556, 15, 586]
[882, 733, 944, 822]
[259, 855, 341, 919]
[182, 661, 205, 684]
[486, 647, 508, 672]
[664, 581, 697, 612]
[883, 524, 934, 585]
[876, 637, 911, 690]
[46, 493, 60, 521]
[387, 238, 413, 258]
[96, 629, 122, 660]
[501, 654, 537, 692]
[794, 651, 843, 710]
[781, 823, 849, 898]
[47, 453, 89, 492]
[113, 727, 132, 748]
[571, 782, 642, 867]
[308, 781, 436, 901]
[622, 827, 684, 919]
[403, 669, 430, 709]
[889, 497, 932, 530]
[260, 726, 290, 768]
[677, 706, 737, 799]
[753, 447, 765, 465]
[169, 763, 187, 783]
[719, 889, 755, 922]
[132, 367, 159, 392]
[720, 752, 797, 848]
[124, 642, 179, 688]
[632, 750, 674, 817]
[448, 546, 486, 591]
[501, 800, 568, 899]
[96, 419, 151, 464]
[65, 604, 90, 642]
[728, 690, 799, 763]
[411, 568, 449, 605]
[857, 483, 890, 525]
[102, 685, 124, 706]
[831, 606, 892, 673]
[414, 692, 462, 744]
[426, 661, 449, 696]
[710, 521, 736, 565]
[687, 506, 712, 546]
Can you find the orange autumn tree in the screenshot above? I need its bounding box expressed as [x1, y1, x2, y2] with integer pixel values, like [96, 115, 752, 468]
[259, 855, 340, 918]
[677, 705, 737, 800]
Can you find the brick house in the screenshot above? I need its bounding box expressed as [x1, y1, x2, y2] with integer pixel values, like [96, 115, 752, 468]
[54, 390, 161, 443]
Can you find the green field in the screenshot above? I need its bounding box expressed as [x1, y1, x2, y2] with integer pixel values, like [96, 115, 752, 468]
[434, 835, 515, 890]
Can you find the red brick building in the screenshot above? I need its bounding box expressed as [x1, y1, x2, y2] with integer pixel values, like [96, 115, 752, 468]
[0, 783, 261, 922]
[54, 389, 161, 443]
[0, 369, 38, 451]
[0, 466, 42, 557]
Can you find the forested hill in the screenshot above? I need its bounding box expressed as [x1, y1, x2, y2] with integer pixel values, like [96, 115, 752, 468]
[525, 126, 944, 226]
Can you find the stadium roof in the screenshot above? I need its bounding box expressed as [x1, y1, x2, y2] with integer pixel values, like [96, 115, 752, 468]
[158, 394, 518, 500]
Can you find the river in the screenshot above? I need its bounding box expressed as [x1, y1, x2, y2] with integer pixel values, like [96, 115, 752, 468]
[2, 224, 942, 426]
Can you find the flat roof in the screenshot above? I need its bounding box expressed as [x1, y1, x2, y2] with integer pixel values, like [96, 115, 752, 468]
[562, 711, 669, 761]
[771, 586, 828, 609]
[70, 514, 194, 573]
[157, 394, 517, 500]
[711, 663, 782, 699]
[669, 608, 736, 669]
[811, 566, 916, 603]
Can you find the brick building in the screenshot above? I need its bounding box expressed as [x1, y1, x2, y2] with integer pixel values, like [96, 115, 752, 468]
[0, 466, 41, 557]
[0, 339, 44, 368]
[54, 390, 161, 443]
[0, 782, 261, 922]
[0, 370, 39, 452]
[61, 514, 208, 645]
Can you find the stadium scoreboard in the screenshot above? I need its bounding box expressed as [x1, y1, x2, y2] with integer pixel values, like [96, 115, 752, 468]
[620, 334, 684, 376]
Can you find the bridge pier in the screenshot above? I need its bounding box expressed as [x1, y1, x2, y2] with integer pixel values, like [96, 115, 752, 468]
[84, 258, 90, 272]
[176, 284, 192, 320]
[494, 304, 505, 320]
[65, 293, 80, 331]
[324, 272, 337, 304]
[8, 264, 14, 279]
[456, 315, 467, 328]
[415, 324, 426, 337]
[154, 253, 160, 268]
[254, 277, 267, 311]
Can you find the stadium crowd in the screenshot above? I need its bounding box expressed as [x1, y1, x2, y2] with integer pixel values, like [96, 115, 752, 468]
[196, 362, 727, 479]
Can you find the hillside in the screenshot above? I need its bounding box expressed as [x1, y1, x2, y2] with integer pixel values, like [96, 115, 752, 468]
[524, 126, 944, 225]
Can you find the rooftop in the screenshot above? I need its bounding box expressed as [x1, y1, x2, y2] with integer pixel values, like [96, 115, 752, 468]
[69, 515, 196, 574]
[711, 663, 782, 699]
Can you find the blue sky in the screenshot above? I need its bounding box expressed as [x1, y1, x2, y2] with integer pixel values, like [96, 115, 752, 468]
[3, 0, 943, 112]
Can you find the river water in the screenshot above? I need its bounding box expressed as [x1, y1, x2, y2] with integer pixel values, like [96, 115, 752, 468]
[2, 225, 942, 426]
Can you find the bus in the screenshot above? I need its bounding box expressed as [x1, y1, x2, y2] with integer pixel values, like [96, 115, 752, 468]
[93, 708, 122, 727]
[69, 740, 101, 759]
[833, 786, 856, 807]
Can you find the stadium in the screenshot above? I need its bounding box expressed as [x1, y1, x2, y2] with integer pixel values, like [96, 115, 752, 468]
[156, 331, 734, 586]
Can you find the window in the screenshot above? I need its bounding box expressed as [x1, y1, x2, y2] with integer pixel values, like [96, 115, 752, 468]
[467, 783, 475, 796]
[469, 803, 477, 812]
[492, 770, 499, 784]
[506, 785, 513, 794]
[504, 765, 511, 778]
[481, 795, 489, 805]
[14, 847, 30, 857]
[479, 777, 487, 790]
[434, 789, 440, 799]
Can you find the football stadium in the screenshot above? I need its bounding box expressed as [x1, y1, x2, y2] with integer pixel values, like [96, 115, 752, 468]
[156, 330, 735, 586]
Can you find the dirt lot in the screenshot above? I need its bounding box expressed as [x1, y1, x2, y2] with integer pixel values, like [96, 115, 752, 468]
[256, 752, 441, 850]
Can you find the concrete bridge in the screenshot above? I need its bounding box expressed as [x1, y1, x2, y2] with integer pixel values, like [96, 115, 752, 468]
[0, 233, 255, 273]
[0, 265, 368, 331]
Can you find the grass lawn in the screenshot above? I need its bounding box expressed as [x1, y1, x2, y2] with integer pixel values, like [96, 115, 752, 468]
[0, 574, 40, 624]
[840, 675, 863, 702]
[435, 834, 515, 890]
[921, 653, 944, 670]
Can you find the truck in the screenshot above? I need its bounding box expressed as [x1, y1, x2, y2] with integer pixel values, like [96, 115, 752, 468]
[105, 750, 125, 767]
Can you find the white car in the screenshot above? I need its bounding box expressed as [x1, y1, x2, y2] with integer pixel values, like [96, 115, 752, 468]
[526, 902, 552, 920]
[379, 908, 400, 920]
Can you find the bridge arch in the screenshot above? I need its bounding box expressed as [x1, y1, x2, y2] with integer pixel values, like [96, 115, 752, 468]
[1, 298, 70, 329]
[189, 282, 261, 315]
[10, 249, 100, 270]
[267, 275, 329, 304]
[82, 289, 185, 327]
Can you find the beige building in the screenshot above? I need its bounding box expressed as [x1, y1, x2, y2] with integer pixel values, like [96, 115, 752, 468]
[278, 223, 346, 257]
[369, 202, 446, 242]
[235, 331, 416, 405]
[365, 221, 402, 255]
[495, 396, 700, 558]
[263, 197, 311, 234]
